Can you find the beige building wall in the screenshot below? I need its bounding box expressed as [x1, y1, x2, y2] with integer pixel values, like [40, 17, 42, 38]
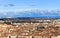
[52, 36, 60, 38]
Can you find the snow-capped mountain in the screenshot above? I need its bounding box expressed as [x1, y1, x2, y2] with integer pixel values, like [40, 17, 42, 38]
[0, 10, 60, 18]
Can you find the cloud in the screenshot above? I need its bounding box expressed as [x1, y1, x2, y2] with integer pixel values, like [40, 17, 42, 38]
[3, 13, 7, 15]
[8, 4, 15, 7]
[30, 3, 37, 7]
[30, 4, 36, 6]
[4, 4, 15, 7]
[0, 9, 60, 18]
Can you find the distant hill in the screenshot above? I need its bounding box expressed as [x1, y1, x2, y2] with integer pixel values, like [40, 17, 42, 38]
[0, 17, 60, 21]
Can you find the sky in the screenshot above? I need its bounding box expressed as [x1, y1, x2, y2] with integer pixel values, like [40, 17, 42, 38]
[0, 0, 60, 11]
[0, 0, 60, 18]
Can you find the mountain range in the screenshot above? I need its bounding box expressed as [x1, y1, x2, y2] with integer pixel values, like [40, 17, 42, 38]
[0, 10, 60, 18]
